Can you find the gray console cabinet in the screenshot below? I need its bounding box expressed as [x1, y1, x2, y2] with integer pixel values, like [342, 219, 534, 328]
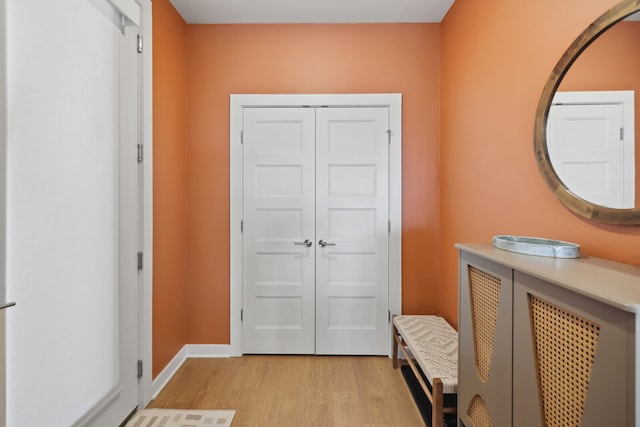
[457, 243, 640, 427]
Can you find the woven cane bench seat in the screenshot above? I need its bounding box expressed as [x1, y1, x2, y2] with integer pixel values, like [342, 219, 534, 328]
[393, 315, 458, 393]
[392, 315, 458, 426]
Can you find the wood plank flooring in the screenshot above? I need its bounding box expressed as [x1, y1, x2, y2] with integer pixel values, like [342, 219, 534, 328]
[149, 355, 425, 427]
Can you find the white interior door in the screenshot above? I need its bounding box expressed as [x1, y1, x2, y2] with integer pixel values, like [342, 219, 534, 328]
[6, 1, 141, 425]
[242, 108, 317, 354]
[548, 91, 635, 208]
[315, 108, 389, 355]
[242, 106, 389, 355]
[0, 0, 9, 424]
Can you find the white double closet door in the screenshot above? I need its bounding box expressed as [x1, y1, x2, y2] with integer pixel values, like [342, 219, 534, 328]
[242, 107, 390, 355]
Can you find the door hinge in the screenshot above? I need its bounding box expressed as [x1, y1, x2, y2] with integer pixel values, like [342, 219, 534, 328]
[137, 34, 143, 53]
[241, 220, 244, 233]
[137, 143, 143, 163]
[137, 360, 143, 379]
[241, 308, 243, 322]
[386, 129, 392, 144]
[137, 252, 143, 271]
[388, 220, 391, 233]
[241, 130, 244, 145]
[388, 310, 391, 323]
[620, 127, 624, 140]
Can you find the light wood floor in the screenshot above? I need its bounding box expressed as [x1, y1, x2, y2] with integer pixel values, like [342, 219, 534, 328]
[149, 355, 426, 427]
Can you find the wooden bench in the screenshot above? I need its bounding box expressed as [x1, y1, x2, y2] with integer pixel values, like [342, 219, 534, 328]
[392, 315, 458, 426]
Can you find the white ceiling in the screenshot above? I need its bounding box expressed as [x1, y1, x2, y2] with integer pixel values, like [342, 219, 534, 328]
[169, 0, 455, 24]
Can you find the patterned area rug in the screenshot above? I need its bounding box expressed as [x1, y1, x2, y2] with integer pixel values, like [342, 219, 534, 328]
[125, 409, 236, 427]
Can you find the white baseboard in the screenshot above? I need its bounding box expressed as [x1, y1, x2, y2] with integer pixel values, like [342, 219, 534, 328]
[185, 344, 232, 358]
[151, 344, 231, 399]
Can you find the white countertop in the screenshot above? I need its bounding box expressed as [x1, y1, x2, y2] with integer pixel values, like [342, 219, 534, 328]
[456, 243, 640, 314]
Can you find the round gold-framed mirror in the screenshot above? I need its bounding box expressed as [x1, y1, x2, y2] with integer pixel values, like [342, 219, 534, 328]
[534, 0, 640, 225]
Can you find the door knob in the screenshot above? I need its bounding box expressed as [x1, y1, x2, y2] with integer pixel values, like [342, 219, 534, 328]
[0, 302, 16, 310]
[294, 239, 313, 247]
[318, 239, 336, 247]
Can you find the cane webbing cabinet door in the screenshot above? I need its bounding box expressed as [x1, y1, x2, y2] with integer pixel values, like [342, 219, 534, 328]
[513, 271, 633, 427]
[458, 251, 513, 427]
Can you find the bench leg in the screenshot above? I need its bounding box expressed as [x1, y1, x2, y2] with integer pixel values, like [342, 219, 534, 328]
[392, 316, 399, 369]
[432, 378, 443, 427]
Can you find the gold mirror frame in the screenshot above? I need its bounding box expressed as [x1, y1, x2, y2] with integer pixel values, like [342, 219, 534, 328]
[534, 0, 640, 225]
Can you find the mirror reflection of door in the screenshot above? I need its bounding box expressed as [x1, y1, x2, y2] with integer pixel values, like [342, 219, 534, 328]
[547, 91, 635, 209]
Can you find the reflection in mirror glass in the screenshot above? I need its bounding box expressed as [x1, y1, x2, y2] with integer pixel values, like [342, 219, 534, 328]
[547, 11, 640, 208]
[548, 91, 635, 208]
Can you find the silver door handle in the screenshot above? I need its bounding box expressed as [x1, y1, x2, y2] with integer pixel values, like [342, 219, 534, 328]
[294, 239, 313, 247]
[0, 302, 16, 310]
[318, 239, 336, 247]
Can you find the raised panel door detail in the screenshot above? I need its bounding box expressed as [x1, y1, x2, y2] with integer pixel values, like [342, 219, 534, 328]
[328, 297, 377, 328]
[327, 120, 378, 153]
[253, 121, 304, 153]
[254, 165, 303, 197]
[328, 165, 377, 197]
[328, 208, 376, 241]
[254, 209, 303, 241]
[253, 296, 304, 329]
[327, 253, 377, 285]
[253, 253, 303, 285]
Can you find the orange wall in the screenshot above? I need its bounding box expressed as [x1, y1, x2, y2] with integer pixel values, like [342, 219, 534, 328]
[558, 21, 640, 206]
[152, 0, 189, 377]
[439, 0, 640, 328]
[184, 24, 443, 344]
[153, 0, 640, 376]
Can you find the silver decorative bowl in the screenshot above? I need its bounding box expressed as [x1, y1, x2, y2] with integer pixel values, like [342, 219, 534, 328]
[492, 235, 580, 258]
